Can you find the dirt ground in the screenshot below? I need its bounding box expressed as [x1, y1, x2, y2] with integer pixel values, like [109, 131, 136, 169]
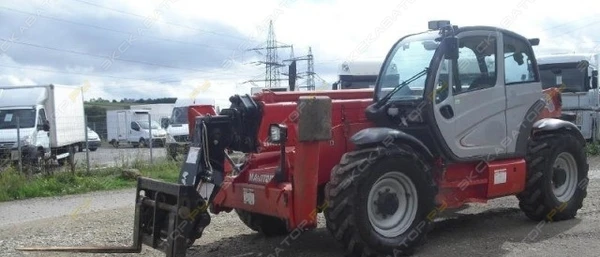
[2, 158, 600, 257]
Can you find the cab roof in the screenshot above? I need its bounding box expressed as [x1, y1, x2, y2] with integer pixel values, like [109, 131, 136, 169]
[537, 53, 596, 66]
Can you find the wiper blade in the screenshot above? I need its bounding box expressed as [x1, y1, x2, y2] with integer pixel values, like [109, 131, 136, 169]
[377, 67, 429, 106]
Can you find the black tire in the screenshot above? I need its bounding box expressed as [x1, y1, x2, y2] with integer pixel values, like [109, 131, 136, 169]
[89, 147, 98, 152]
[517, 132, 588, 221]
[26, 150, 47, 174]
[234, 209, 289, 236]
[324, 145, 437, 257]
[139, 138, 146, 148]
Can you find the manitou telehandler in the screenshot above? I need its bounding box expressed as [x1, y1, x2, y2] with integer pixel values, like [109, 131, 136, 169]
[19, 21, 586, 257]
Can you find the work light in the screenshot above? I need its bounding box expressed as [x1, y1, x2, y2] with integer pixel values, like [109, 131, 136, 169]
[268, 124, 287, 143]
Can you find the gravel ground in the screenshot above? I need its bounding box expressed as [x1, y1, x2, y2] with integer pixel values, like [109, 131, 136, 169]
[2, 160, 600, 257]
[74, 146, 167, 168]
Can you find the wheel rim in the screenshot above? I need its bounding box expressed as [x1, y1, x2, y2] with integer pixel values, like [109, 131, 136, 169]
[367, 171, 418, 238]
[552, 152, 578, 202]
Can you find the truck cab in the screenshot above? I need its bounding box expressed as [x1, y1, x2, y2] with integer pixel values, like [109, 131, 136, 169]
[331, 60, 401, 92]
[332, 60, 381, 90]
[165, 97, 216, 159]
[0, 104, 50, 164]
[537, 53, 599, 140]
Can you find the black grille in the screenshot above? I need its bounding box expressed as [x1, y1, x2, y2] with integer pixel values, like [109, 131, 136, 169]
[173, 135, 188, 142]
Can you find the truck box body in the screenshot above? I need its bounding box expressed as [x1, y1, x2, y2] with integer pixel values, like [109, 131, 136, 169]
[0, 84, 85, 148]
[132, 103, 174, 122]
[106, 109, 150, 142]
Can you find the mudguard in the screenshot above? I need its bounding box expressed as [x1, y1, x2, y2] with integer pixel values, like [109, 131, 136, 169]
[350, 127, 434, 163]
[533, 118, 586, 145]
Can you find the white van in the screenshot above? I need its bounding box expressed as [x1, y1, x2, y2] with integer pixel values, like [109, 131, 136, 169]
[106, 109, 167, 148]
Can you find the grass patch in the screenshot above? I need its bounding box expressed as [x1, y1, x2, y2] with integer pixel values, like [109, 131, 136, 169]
[586, 142, 600, 156]
[0, 160, 181, 202]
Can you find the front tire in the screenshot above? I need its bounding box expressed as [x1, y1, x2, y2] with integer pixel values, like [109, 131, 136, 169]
[324, 146, 437, 257]
[517, 132, 588, 221]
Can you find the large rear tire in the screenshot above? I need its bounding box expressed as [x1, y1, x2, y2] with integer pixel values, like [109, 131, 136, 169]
[517, 132, 588, 221]
[234, 209, 289, 237]
[324, 146, 437, 257]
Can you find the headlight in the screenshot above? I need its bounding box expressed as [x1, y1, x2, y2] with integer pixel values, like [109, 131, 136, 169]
[575, 112, 582, 125]
[19, 135, 32, 146]
[268, 124, 287, 143]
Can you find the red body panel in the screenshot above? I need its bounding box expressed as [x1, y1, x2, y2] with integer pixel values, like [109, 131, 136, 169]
[187, 105, 217, 138]
[207, 87, 562, 230]
[541, 87, 562, 119]
[435, 158, 527, 208]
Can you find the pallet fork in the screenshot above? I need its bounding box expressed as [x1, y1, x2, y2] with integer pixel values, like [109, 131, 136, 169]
[17, 170, 210, 257]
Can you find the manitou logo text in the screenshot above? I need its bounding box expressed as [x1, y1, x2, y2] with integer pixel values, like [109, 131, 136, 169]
[249, 173, 274, 184]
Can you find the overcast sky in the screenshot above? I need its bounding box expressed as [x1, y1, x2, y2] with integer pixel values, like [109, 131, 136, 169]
[1, 0, 599, 108]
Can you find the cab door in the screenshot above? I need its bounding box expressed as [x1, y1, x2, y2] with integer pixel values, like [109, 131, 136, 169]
[433, 30, 508, 159]
[36, 108, 50, 150]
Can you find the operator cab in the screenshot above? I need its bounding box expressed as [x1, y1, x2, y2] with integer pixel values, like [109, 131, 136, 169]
[365, 20, 544, 163]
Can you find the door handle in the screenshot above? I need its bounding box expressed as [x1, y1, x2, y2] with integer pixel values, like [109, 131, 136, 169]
[440, 105, 454, 119]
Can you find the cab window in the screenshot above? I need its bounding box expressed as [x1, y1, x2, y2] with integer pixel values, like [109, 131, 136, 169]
[454, 34, 498, 95]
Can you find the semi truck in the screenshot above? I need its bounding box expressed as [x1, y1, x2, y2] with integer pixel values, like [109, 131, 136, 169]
[0, 84, 86, 171]
[106, 109, 168, 148]
[331, 60, 381, 90]
[537, 53, 599, 141]
[331, 60, 401, 91]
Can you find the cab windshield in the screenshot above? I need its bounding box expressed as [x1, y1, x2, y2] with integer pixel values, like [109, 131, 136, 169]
[139, 121, 160, 130]
[376, 31, 441, 100]
[539, 63, 586, 92]
[0, 109, 36, 129]
[170, 107, 188, 124]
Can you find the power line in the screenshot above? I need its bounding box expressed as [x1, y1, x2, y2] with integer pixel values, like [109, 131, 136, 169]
[0, 38, 213, 72]
[0, 6, 235, 51]
[69, 0, 256, 43]
[553, 20, 600, 38]
[0, 63, 146, 81]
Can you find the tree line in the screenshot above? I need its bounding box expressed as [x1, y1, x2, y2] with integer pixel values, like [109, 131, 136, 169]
[87, 97, 177, 104]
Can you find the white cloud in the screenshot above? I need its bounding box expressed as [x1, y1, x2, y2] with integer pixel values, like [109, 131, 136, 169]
[1, 0, 599, 102]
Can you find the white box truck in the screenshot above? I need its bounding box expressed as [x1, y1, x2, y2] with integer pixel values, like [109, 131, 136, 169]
[0, 84, 86, 170]
[106, 109, 168, 148]
[132, 103, 174, 127]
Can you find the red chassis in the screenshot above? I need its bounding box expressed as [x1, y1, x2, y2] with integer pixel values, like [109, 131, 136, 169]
[204, 87, 562, 231]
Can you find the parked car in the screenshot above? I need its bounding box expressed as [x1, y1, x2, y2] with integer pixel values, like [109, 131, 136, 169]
[86, 127, 101, 151]
[76, 127, 101, 152]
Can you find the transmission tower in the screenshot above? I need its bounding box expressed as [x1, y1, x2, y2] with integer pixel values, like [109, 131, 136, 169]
[244, 20, 292, 88]
[284, 46, 315, 91]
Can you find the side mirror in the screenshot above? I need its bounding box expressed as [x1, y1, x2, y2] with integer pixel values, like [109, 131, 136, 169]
[332, 81, 339, 90]
[42, 120, 50, 132]
[592, 70, 598, 89]
[161, 118, 170, 128]
[442, 36, 459, 60]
